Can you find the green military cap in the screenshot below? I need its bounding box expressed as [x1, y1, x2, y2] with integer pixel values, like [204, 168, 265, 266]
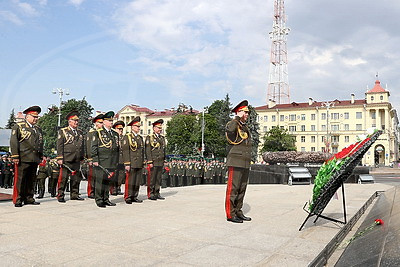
[232, 100, 249, 113]
[23, 105, 41, 116]
[103, 111, 115, 121]
[127, 116, 141, 127]
[66, 110, 79, 120]
[92, 113, 104, 123]
[112, 120, 125, 129]
[153, 119, 164, 128]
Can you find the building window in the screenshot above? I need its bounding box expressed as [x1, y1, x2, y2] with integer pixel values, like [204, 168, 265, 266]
[278, 115, 283, 121]
[322, 136, 326, 142]
[311, 147, 316, 152]
[345, 136, 349, 142]
[371, 96, 374, 101]
[148, 121, 151, 126]
[371, 111, 376, 119]
[332, 136, 339, 142]
[331, 124, 339, 131]
[311, 136, 316, 143]
[372, 124, 376, 128]
[301, 147, 306, 152]
[280, 126, 284, 130]
[272, 115, 276, 122]
[321, 125, 326, 131]
[301, 125, 305, 131]
[289, 114, 296, 121]
[332, 147, 338, 153]
[148, 129, 151, 134]
[344, 112, 349, 119]
[331, 113, 339, 120]
[356, 112, 362, 119]
[301, 114, 306, 120]
[322, 147, 326, 152]
[311, 125, 316, 131]
[311, 114, 316, 120]
[289, 126, 296, 132]
[263, 126, 268, 132]
[380, 95, 384, 100]
[321, 113, 326, 120]
[356, 124, 362, 130]
[301, 136, 305, 142]
[264, 115, 268, 121]
[344, 124, 349, 131]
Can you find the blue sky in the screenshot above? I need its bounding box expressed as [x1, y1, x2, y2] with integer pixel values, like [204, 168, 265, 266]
[1, 0, 400, 126]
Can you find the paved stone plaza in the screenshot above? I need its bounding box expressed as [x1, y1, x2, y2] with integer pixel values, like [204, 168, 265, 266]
[0, 183, 392, 266]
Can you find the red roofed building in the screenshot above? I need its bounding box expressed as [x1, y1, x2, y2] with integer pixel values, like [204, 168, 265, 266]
[114, 104, 199, 136]
[255, 78, 399, 166]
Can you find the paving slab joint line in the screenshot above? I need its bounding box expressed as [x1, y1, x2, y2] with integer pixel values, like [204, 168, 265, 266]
[308, 190, 384, 267]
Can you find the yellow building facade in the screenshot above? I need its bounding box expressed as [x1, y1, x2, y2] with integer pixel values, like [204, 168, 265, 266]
[255, 79, 399, 166]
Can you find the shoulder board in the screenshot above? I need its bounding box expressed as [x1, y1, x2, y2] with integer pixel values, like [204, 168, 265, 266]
[89, 128, 95, 133]
[61, 127, 69, 131]
[97, 128, 103, 132]
[17, 121, 26, 127]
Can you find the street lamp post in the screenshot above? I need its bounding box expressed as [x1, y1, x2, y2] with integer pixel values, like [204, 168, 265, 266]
[52, 88, 69, 127]
[321, 101, 335, 153]
[201, 109, 205, 158]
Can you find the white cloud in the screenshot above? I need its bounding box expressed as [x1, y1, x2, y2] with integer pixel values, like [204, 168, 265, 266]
[69, 0, 85, 7]
[17, 2, 39, 16]
[0, 10, 23, 25]
[37, 0, 47, 6]
[342, 58, 367, 66]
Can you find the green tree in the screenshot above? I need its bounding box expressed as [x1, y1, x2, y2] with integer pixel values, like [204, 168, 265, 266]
[5, 109, 16, 129]
[261, 127, 296, 153]
[248, 105, 260, 162]
[166, 114, 198, 155]
[38, 98, 94, 156]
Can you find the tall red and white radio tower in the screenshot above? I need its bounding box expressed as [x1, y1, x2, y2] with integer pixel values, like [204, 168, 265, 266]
[267, 0, 290, 104]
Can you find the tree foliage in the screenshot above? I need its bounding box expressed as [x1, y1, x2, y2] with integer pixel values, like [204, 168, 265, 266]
[261, 127, 296, 153]
[38, 98, 93, 156]
[166, 114, 198, 155]
[5, 109, 16, 129]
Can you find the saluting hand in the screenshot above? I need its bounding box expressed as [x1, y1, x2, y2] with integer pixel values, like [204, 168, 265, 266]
[93, 162, 99, 167]
[125, 166, 130, 172]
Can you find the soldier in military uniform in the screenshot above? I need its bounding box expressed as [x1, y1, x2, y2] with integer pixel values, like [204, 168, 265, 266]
[91, 111, 119, 207]
[224, 100, 252, 223]
[111, 120, 125, 196]
[56, 111, 85, 202]
[85, 114, 104, 199]
[145, 119, 166, 200]
[122, 116, 144, 204]
[48, 158, 59, 197]
[10, 106, 43, 207]
[36, 156, 50, 198]
[2, 155, 14, 189]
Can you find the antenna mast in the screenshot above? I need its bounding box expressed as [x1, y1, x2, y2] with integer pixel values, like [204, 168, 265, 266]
[267, 0, 290, 104]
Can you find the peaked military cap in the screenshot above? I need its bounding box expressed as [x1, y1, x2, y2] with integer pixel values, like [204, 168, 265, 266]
[103, 111, 115, 121]
[23, 105, 41, 115]
[153, 119, 164, 127]
[92, 113, 104, 123]
[66, 110, 79, 120]
[127, 116, 141, 127]
[232, 100, 249, 113]
[112, 120, 125, 129]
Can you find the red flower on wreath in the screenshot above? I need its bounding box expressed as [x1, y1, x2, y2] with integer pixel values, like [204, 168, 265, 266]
[108, 172, 115, 179]
[375, 219, 384, 225]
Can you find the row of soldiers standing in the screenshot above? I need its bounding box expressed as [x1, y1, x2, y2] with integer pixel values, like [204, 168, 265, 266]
[165, 158, 227, 187]
[10, 106, 167, 207]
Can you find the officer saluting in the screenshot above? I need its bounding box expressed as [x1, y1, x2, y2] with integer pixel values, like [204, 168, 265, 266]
[10, 106, 44, 207]
[91, 111, 119, 208]
[122, 116, 144, 204]
[56, 110, 85, 202]
[225, 100, 252, 223]
[145, 119, 166, 200]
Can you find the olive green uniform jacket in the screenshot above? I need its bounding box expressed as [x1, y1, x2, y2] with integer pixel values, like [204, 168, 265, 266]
[10, 121, 43, 163]
[225, 116, 252, 168]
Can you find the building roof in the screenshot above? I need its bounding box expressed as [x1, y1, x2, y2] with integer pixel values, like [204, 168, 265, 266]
[367, 79, 388, 93]
[255, 99, 367, 111]
[146, 109, 200, 117]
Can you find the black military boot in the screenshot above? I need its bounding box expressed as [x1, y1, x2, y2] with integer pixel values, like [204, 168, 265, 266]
[37, 188, 44, 199]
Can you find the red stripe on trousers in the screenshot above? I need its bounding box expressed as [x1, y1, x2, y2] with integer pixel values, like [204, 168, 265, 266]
[147, 166, 151, 198]
[225, 166, 234, 219]
[56, 167, 63, 199]
[12, 162, 19, 204]
[124, 170, 129, 200]
[87, 165, 93, 195]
